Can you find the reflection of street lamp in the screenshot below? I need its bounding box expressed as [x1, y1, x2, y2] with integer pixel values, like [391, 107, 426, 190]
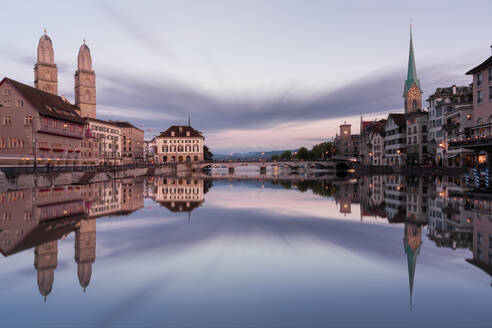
[369, 152, 373, 166]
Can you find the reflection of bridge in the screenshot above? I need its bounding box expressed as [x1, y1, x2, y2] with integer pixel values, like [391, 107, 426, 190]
[193, 159, 355, 174]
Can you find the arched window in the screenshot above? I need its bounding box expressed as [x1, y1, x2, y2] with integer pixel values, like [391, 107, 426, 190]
[178, 156, 183, 162]
[477, 117, 483, 125]
[412, 99, 418, 110]
[186, 156, 191, 162]
[194, 155, 198, 161]
[170, 146, 176, 152]
[185, 145, 191, 152]
[178, 145, 183, 152]
[488, 115, 492, 123]
[193, 145, 198, 152]
[162, 146, 168, 152]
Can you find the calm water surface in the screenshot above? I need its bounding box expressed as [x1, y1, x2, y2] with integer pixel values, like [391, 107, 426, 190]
[0, 174, 491, 327]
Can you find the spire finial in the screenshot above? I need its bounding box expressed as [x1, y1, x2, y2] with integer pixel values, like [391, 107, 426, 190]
[188, 115, 191, 127]
[83, 38, 86, 44]
[43, 28, 47, 35]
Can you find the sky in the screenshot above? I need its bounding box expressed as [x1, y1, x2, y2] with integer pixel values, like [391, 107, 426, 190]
[1, 0, 491, 153]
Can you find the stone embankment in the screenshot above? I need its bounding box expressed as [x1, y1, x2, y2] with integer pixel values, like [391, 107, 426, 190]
[0, 163, 197, 192]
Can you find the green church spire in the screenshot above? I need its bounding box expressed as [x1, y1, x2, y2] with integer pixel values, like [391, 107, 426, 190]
[404, 24, 422, 95]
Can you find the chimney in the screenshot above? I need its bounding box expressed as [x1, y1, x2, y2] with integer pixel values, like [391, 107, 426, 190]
[490, 45, 492, 55]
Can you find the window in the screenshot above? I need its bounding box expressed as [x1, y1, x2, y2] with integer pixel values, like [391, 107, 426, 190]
[477, 72, 483, 87]
[3, 100, 12, 108]
[489, 68, 492, 83]
[478, 232, 483, 245]
[489, 86, 492, 102]
[422, 125, 427, 133]
[24, 116, 33, 126]
[477, 90, 482, 104]
[2, 88, 11, 96]
[15, 100, 24, 107]
[3, 115, 12, 126]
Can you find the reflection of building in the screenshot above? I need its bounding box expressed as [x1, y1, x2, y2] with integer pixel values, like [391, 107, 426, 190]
[152, 176, 205, 213]
[0, 179, 146, 300]
[403, 221, 423, 309]
[406, 177, 429, 224]
[35, 241, 58, 301]
[465, 195, 492, 283]
[334, 180, 359, 215]
[359, 176, 386, 219]
[384, 175, 406, 222]
[75, 219, 96, 292]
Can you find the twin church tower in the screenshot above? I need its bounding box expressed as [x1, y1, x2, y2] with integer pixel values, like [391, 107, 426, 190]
[34, 30, 96, 119]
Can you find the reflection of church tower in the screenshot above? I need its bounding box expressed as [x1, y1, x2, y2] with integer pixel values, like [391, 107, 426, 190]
[74, 219, 96, 292]
[403, 25, 422, 114]
[34, 240, 58, 301]
[34, 30, 58, 95]
[74, 41, 96, 119]
[403, 222, 422, 309]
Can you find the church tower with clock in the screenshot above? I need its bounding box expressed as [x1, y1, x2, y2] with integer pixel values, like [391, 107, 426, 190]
[403, 25, 422, 114]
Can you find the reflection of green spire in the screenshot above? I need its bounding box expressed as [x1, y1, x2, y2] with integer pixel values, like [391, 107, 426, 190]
[403, 229, 421, 310]
[404, 25, 422, 95]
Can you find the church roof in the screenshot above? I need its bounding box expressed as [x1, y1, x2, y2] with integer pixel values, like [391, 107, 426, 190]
[0, 77, 86, 125]
[404, 27, 422, 95]
[158, 125, 204, 138]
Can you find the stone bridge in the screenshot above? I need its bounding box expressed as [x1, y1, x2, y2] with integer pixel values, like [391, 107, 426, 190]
[191, 159, 355, 174]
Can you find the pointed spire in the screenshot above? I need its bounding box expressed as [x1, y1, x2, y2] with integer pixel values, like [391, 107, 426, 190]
[404, 22, 421, 94]
[43, 28, 47, 35]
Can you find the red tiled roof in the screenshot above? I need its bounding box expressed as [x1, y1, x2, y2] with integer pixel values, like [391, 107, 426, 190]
[1, 77, 86, 125]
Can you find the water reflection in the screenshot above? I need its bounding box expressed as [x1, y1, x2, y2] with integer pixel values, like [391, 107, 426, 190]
[1, 174, 491, 309]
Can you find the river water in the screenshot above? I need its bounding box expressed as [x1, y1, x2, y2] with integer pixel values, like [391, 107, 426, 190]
[0, 173, 490, 327]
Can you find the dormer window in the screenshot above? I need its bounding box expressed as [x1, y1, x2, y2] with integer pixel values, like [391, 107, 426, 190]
[186, 131, 190, 137]
[179, 127, 183, 132]
[171, 131, 175, 137]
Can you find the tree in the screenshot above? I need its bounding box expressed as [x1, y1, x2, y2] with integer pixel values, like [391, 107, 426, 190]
[203, 145, 213, 161]
[280, 151, 292, 160]
[296, 147, 309, 160]
[271, 155, 280, 161]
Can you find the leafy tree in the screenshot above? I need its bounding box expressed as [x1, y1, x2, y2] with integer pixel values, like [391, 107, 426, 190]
[203, 145, 213, 160]
[271, 155, 280, 161]
[296, 147, 309, 160]
[280, 151, 292, 160]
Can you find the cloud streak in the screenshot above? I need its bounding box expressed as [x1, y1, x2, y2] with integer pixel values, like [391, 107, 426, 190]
[96, 54, 473, 137]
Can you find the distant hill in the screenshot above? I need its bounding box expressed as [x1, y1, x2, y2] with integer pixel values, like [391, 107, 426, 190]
[214, 150, 295, 160]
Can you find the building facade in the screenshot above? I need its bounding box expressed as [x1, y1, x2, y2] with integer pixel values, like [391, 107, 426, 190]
[406, 111, 429, 166]
[155, 125, 204, 163]
[86, 118, 122, 165]
[109, 121, 144, 164]
[334, 123, 359, 159]
[0, 78, 86, 166]
[384, 114, 406, 166]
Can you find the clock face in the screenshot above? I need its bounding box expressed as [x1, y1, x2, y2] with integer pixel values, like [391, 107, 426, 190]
[408, 85, 421, 98]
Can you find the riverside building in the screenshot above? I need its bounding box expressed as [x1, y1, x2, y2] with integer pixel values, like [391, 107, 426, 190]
[155, 125, 204, 163]
[0, 31, 144, 167]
